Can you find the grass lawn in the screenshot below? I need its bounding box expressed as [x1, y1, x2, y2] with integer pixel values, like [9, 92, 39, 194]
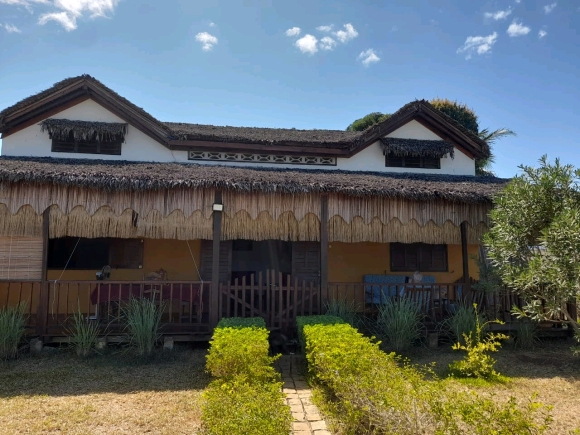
[0, 345, 210, 435]
[411, 338, 580, 435]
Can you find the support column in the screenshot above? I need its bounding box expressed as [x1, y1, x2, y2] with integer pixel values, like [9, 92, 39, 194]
[460, 221, 471, 292]
[36, 208, 50, 337]
[320, 195, 329, 307]
[209, 191, 223, 328]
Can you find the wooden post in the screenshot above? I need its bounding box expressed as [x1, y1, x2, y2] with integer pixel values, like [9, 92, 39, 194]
[36, 208, 50, 337]
[320, 195, 329, 308]
[460, 221, 470, 292]
[209, 191, 223, 328]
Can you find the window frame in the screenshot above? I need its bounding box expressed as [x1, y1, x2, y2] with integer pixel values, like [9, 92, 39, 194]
[390, 243, 448, 272]
[384, 152, 441, 169]
[51, 132, 122, 156]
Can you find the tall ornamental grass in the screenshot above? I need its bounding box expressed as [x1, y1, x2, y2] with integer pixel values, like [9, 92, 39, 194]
[124, 297, 165, 356]
[376, 297, 422, 352]
[0, 303, 27, 360]
[441, 303, 478, 345]
[68, 309, 100, 357]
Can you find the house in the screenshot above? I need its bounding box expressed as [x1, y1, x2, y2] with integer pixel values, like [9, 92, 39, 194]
[0, 75, 508, 340]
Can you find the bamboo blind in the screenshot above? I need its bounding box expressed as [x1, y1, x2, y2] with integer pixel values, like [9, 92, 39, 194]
[0, 236, 43, 280]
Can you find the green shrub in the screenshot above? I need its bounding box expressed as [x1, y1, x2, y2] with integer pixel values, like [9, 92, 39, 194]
[302, 322, 551, 435]
[206, 326, 279, 382]
[513, 320, 540, 349]
[376, 297, 422, 352]
[68, 310, 100, 357]
[123, 297, 165, 356]
[216, 317, 266, 329]
[296, 315, 344, 349]
[441, 303, 478, 345]
[202, 377, 292, 435]
[0, 303, 27, 360]
[324, 299, 361, 328]
[448, 309, 508, 380]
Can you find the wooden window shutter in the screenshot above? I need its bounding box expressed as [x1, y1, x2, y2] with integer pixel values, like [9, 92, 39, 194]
[430, 245, 448, 271]
[390, 243, 406, 271]
[109, 239, 144, 269]
[199, 240, 232, 284]
[0, 236, 43, 280]
[291, 242, 320, 284]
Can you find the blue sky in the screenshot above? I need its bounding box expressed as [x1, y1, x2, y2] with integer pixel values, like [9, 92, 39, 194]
[1, 0, 579, 178]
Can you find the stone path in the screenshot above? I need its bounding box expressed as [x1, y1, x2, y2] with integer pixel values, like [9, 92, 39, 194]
[277, 355, 331, 435]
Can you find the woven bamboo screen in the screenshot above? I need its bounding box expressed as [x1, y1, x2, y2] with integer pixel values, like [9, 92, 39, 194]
[0, 236, 43, 280]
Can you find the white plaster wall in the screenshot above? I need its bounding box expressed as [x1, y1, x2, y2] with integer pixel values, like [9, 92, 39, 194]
[1, 101, 475, 176]
[335, 120, 476, 176]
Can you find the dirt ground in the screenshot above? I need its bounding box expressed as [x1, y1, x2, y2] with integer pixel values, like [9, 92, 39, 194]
[411, 338, 580, 435]
[0, 345, 210, 435]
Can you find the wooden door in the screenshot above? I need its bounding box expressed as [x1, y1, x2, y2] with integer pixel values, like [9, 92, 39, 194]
[291, 242, 320, 284]
[200, 240, 232, 284]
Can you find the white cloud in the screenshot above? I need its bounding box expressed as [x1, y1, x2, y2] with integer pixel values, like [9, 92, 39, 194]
[3, 23, 22, 32]
[358, 48, 380, 67]
[544, 3, 557, 13]
[295, 34, 318, 54]
[285, 26, 301, 37]
[209, 21, 215, 27]
[316, 24, 332, 32]
[457, 32, 498, 58]
[38, 11, 76, 30]
[1, 0, 120, 31]
[334, 23, 358, 43]
[195, 31, 218, 51]
[319, 36, 337, 50]
[484, 8, 512, 20]
[538, 29, 547, 38]
[507, 20, 531, 36]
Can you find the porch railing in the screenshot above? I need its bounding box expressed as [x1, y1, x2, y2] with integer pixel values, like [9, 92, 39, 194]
[0, 280, 212, 336]
[219, 270, 321, 331]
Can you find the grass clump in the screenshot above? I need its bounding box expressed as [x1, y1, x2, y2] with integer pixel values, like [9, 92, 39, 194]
[441, 303, 478, 345]
[376, 297, 422, 352]
[324, 299, 361, 328]
[68, 310, 100, 357]
[0, 303, 27, 360]
[514, 320, 540, 349]
[124, 297, 165, 356]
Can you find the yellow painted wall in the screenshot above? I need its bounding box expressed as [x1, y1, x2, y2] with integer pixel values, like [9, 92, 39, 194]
[328, 242, 480, 283]
[46, 239, 203, 281]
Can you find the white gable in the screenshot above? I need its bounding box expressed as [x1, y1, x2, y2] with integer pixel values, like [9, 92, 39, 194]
[1, 102, 475, 175]
[335, 120, 476, 176]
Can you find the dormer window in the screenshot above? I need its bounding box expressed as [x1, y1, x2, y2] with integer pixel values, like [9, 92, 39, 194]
[385, 152, 440, 169]
[40, 119, 127, 156]
[380, 137, 454, 171]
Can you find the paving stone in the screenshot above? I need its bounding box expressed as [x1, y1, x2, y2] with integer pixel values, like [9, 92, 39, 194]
[288, 398, 302, 406]
[303, 405, 318, 415]
[286, 393, 299, 400]
[292, 422, 310, 432]
[313, 430, 331, 435]
[290, 404, 304, 413]
[283, 388, 297, 394]
[292, 412, 305, 421]
[311, 421, 327, 431]
[306, 413, 321, 422]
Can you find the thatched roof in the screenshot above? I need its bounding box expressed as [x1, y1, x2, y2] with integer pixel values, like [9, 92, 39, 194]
[164, 122, 360, 148]
[0, 157, 508, 203]
[40, 119, 128, 143]
[380, 138, 455, 158]
[0, 75, 490, 159]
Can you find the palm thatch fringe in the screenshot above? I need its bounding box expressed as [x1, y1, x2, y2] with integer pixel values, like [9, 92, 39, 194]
[39, 119, 128, 143]
[0, 204, 42, 237]
[379, 138, 455, 158]
[48, 206, 213, 240]
[328, 216, 486, 244]
[222, 211, 321, 241]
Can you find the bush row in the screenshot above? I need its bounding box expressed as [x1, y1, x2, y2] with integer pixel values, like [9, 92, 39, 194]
[202, 317, 292, 435]
[301, 317, 552, 435]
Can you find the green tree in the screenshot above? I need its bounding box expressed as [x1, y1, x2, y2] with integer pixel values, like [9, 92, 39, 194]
[483, 156, 580, 337]
[346, 112, 391, 132]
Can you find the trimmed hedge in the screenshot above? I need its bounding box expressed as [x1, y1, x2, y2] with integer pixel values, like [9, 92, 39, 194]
[216, 317, 266, 329]
[202, 319, 292, 435]
[303, 322, 552, 435]
[296, 315, 345, 348]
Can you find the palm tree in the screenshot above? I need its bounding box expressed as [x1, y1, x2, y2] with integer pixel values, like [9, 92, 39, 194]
[476, 128, 516, 176]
